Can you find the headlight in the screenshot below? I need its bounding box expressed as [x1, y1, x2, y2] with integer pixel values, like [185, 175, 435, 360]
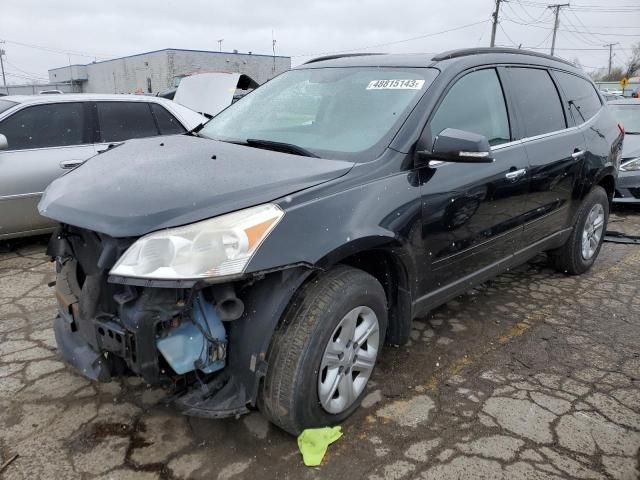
[110, 204, 284, 280]
[620, 157, 640, 172]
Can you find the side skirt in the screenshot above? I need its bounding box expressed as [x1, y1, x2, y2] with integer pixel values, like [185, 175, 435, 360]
[412, 227, 572, 317]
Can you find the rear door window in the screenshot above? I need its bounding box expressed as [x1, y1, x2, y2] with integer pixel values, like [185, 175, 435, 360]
[96, 102, 159, 142]
[150, 103, 186, 135]
[553, 71, 603, 124]
[430, 68, 511, 146]
[0, 102, 86, 150]
[506, 68, 566, 138]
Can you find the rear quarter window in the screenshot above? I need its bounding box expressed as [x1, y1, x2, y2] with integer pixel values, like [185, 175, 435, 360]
[553, 71, 603, 124]
[0, 99, 17, 115]
[150, 103, 186, 135]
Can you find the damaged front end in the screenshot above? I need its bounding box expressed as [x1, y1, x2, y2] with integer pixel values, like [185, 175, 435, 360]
[50, 225, 312, 419]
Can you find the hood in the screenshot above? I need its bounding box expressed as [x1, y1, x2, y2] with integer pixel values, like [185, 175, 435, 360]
[622, 134, 640, 159]
[39, 135, 354, 238]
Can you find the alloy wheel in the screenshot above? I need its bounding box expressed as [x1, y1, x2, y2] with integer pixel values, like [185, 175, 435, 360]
[318, 306, 380, 414]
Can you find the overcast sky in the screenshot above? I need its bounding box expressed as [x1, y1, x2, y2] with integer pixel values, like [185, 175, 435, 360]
[1, 0, 639, 84]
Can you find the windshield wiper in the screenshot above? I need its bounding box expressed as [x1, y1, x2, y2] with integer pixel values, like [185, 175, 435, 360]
[186, 122, 207, 137]
[625, 131, 640, 135]
[245, 138, 318, 158]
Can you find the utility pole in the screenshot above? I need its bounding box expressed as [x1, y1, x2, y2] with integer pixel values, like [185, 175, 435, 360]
[604, 43, 618, 75]
[0, 43, 6, 91]
[548, 3, 570, 56]
[490, 0, 503, 48]
[217, 39, 224, 52]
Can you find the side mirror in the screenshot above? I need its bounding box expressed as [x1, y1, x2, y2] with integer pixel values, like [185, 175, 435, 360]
[416, 128, 494, 164]
[0, 134, 7, 151]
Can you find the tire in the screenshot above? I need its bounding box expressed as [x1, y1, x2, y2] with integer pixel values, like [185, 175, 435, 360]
[260, 265, 388, 435]
[549, 186, 609, 275]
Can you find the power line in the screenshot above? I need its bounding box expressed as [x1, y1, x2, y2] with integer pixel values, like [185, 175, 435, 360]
[559, 11, 603, 47]
[293, 20, 490, 58]
[3, 59, 48, 80]
[501, 19, 640, 37]
[531, 29, 555, 49]
[516, 1, 640, 12]
[511, 45, 634, 51]
[506, 2, 554, 24]
[498, 23, 519, 48]
[1, 39, 113, 60]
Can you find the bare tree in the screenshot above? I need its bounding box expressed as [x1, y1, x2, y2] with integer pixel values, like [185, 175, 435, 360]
[593, 67, 624, 82]
[624, 42, 640, 79]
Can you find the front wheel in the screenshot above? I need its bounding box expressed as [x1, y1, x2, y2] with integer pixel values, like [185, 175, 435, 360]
[260, 265, 387, 435]
[549, 186, 609, 275]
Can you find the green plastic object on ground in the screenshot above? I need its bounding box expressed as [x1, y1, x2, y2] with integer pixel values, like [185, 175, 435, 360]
[297, 426, 343, 466]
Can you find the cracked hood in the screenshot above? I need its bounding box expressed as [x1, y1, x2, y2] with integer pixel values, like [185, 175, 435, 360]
[39, 135, 354, 238]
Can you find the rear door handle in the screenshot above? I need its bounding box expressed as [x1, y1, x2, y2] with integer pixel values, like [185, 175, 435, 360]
[571, 150, 585, 159]
[59, 160, 84, 169]
[505, 168, 527, 180]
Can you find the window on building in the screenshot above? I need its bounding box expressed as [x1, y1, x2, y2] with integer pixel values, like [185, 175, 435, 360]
[430, 69, 511, 146]
[554, 71, 603, 124]
[150, 104, 186, 135]
[0, 102, 86, 150]
[96, 102, 159, 142]
[507, 68, 566, 137]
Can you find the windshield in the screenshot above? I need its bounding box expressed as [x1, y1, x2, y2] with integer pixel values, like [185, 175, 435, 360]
[199, 67, 438, 160]
[610, 104, 640, 134]
[0, 99, 17, 115]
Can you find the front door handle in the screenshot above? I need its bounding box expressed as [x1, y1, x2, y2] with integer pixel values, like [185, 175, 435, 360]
[572, 149, 585, 159]
[59, 160, 84, 169]
[505, 168, 527, 181]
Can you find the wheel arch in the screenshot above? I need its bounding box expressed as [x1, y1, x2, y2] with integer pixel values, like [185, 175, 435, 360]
[596, 172, 616, 204]
[314, 237, 415, 345]
[581, 166, 616, 204]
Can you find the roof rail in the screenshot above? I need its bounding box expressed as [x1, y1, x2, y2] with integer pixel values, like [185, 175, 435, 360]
[431, 48, 576, 67]
[303, 53, 386, 65]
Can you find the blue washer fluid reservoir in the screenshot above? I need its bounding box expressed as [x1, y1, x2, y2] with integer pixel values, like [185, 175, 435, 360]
[156, 291, 226, 375]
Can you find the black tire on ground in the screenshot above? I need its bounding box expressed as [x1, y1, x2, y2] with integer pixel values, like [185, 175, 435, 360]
[260, 265, 388, 435]
[549, 185, 609, 275]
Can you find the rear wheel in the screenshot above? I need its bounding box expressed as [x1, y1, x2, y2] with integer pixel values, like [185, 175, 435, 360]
[260, 265, 387, 435]
[549, 186, 609, 275]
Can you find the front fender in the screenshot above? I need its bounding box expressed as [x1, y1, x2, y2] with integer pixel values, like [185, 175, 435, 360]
[246, 170, 423, 288]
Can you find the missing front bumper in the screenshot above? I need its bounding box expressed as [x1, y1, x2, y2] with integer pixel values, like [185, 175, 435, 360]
[48, 224, 315, 418]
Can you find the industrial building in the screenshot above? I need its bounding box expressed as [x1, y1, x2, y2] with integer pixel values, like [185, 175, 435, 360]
[46, 48, 291, 94]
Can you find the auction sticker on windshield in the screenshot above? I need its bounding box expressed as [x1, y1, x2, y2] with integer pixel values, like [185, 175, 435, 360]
[366, 79, 425, 90]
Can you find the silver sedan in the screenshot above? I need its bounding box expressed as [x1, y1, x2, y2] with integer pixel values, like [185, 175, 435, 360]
[0, 94, 205, 239]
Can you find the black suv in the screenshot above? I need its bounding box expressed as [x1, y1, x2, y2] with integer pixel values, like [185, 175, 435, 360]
[40, 48, 623, 434]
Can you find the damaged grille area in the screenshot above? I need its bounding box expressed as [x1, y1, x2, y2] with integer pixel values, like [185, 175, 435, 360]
[50, 225, 229, 386]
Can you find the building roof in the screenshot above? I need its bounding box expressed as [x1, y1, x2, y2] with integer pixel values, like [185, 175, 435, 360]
[50, 47, 290, 71]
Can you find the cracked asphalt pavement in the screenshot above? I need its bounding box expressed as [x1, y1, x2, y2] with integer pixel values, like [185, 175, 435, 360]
[1, 209, 639, 480]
